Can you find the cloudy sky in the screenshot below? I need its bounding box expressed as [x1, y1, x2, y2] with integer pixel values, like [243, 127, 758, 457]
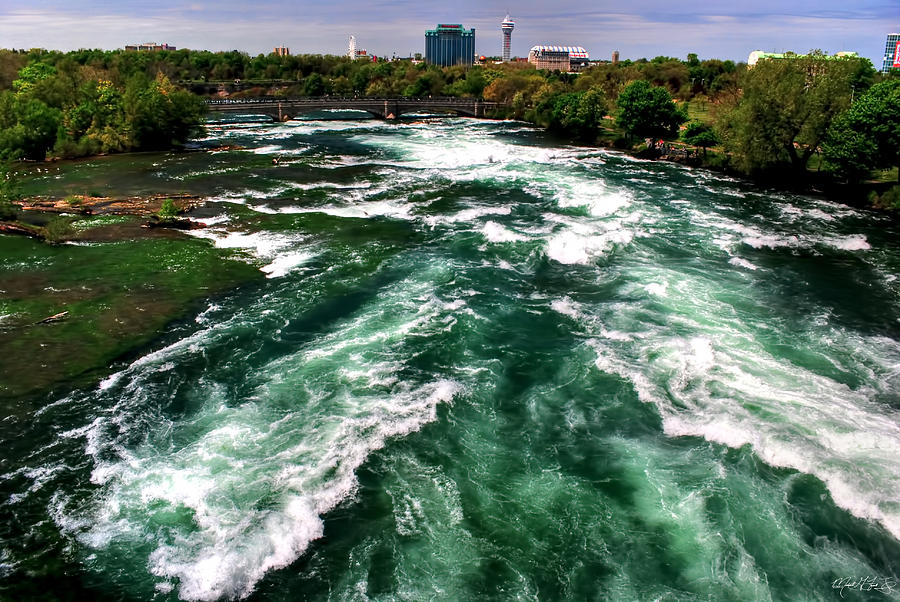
[1, 1, 897, 65]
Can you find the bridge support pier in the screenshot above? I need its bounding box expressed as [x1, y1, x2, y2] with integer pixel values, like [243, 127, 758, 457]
[383, 100, 399, 120]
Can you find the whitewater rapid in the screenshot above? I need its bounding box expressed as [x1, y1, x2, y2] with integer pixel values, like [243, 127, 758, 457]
[3, 115, 897, 601]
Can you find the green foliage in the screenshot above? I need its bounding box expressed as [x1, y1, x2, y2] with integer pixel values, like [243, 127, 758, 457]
[719, 53, 875, 177]
[12, 62, 56, 94]
[0, 91, 62, 160]
[681, 121, 719, 151]
[534, 87, 608, 140]
[156, 198, 179, 221]
[43, 216, 74, 243]
[871, 185, 900, 210]
[124, 73, 207, 151]
[823, 79, 900, 182]
[0, 48, 756, 162]
[0, 55, 206, 161]
[616, 80, 687, 141]
[301, 72, 325, 96]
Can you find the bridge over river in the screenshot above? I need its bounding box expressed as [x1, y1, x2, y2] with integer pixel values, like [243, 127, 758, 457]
[206, 97, 500, 121]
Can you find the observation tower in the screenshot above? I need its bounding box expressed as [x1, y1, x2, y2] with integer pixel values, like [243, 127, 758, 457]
[501, 15, 514, 62]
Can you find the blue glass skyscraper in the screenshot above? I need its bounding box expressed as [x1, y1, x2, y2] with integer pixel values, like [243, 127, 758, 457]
[425, 24, 475, 67]
[883, 33, 900, 73]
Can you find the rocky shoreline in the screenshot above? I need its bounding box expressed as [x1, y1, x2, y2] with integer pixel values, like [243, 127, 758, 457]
[16, 192, 204, 217]
[1, 193, 207, 241]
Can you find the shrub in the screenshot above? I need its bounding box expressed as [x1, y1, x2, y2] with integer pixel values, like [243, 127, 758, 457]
[43, 216, 74, 243]
[871, 185, 900, 211]
[156, 198, 179, 221]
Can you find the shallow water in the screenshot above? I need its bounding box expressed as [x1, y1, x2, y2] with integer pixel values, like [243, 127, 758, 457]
[2, 115, 899, 601]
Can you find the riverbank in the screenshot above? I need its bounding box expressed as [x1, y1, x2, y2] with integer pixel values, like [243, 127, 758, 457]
[582, 129, 899, 213]
[0, 193, 205, 243]
[17, 192, 203, 216]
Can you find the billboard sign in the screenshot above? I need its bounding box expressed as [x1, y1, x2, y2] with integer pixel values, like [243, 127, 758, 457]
[894, 40, 900, 68]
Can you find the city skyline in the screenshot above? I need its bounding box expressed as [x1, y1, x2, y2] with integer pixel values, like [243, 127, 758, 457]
[0, 1, 897, 66]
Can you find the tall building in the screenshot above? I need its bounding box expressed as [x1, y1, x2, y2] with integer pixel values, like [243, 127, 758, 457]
[501, 15, 514, 62]
[274, 46, 290, 56]
[425, 24, 475, 67]
[348, 36, 370, 60]
[612, 50, 620, 65]
[528, 45, 590, 72]
[883, 33, 900, 73]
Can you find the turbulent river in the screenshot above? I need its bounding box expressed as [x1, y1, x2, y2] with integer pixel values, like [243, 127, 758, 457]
[2, 114, 900, 601]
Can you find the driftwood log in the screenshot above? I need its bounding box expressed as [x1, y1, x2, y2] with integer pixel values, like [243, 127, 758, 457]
[142, 217, 205, 230]
[35, 311, 69, 325]
[0, 221, 45, 240]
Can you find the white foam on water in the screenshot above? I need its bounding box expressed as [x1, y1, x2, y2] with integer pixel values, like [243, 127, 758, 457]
[687, 208, 876, 257]
[741, 232, 800, 250]
[644, 282, 668, 296]
[825, 234, 871, 251]
[544, 221, 634, 266]
[283, 118, 387, 135]
[270, 197, 413, 220]
[251, 145, 283, 155]
[260, 251, 316, 279]
[191, 215, 230, 226]
[422, 204, 514, 230]
[581, 258, 900, 542]
[203, 194, 248, 205]
[191, 230, 292, 256]
[779, 204, 835, 223]
[65, 261, 469, 600]
[557, 181, 632, 217]
[245, 204, 278, 214]
[203, 184, 295, 205]
[350, 125, 565, 176]
[481, 221, 525, 243]
[728, 256, 758, 271]
[286, 180, 373, 192]
[187, 228, 316, 278]
[545, 230, 595, 265]
[550, 296, 583, 320]
[168, 162, 248, 179]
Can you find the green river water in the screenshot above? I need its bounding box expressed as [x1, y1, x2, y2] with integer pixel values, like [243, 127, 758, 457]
[1, 114, 899, 601]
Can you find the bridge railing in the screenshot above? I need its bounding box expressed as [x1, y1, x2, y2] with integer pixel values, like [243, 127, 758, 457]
[205, 96, 497, 105]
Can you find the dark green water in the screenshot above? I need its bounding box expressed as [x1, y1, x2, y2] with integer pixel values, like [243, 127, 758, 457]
[2, 115, 899, 601]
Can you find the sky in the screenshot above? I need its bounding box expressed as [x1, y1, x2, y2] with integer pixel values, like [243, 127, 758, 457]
[1, 0, 897, 66]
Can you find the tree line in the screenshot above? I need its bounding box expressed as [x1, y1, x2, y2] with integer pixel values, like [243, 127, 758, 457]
[0, 49, 206, 161]
[0, 47, 897, 207]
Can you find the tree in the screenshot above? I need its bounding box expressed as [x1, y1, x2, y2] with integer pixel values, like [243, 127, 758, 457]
[11, 62, 56, 95]
[719, 53, 875, 176]
[681, 121, 718, 155]
[123, 72, 206, 151]
[301, 72, 325, 96]
[823, 79, 900, 182]
[156, 198, 179, 221]
[615, 80, 686, 142]
[0, 94, 61, 161]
